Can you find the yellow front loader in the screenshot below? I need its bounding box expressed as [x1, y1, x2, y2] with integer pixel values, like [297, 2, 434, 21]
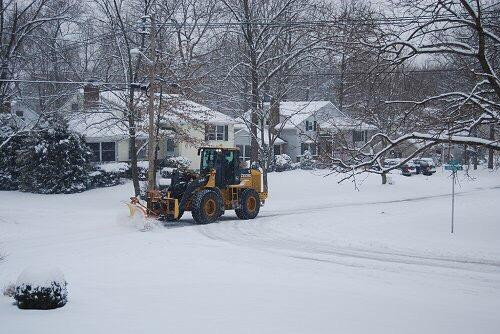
[127, 147, 267, 224]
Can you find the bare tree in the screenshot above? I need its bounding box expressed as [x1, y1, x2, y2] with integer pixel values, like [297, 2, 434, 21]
[213, 0, 329, 190]
[329, 0, 500, 180]
[0, 0, 76, 148]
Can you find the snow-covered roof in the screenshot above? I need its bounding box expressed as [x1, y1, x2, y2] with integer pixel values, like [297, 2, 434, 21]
[274, 101, 343, 129]
[68, 90, 234, 139]
[320, 118, 377, 131]
[68, 111, 148, 139]
[158, 95, 235, 125]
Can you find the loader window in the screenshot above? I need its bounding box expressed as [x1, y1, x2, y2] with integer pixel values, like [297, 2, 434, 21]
[200, 149, 218, 174]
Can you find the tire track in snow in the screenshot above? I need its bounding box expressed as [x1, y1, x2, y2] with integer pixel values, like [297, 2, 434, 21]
[196, 185, 500, 274]
[256, 184, 500, 219]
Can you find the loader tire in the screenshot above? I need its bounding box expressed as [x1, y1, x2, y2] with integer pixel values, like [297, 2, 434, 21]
[192, 189, 223, 224]
[235, 189, 260, 220]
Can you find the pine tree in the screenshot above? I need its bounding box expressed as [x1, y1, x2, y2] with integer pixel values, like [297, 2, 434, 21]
[0, 134, 23, 190]
[18, 125, 92, 194]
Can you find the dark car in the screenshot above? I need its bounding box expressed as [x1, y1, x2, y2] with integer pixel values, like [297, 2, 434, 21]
[413, 158, 437, 176]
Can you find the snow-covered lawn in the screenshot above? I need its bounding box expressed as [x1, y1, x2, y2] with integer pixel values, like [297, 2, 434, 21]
[1, 168, 499, 333]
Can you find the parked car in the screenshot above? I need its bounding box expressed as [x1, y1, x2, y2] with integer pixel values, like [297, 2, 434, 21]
[383, 158, 402, 168]
[401, 160, 418, 176]
[413, 158, 437, 176]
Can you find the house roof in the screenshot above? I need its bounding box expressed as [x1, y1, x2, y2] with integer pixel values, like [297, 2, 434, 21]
[320, 118, 377, 131]
[68, 112, 148, 139]
[68, 90, 234, 139]
[273, 101, 343, 129]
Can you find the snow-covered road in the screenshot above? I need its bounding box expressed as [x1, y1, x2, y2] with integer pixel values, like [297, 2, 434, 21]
[1, 169, 499, 333]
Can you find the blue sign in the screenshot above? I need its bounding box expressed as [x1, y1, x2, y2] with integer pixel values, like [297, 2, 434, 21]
[444, 160, 463, 171]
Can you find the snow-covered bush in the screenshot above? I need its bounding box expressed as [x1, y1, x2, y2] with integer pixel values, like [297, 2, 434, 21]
[125, 161, 149, 180]
[274, 154, 292, 172]
[97, 162, 129, 175]
[160, 167, 176, 178]
[89, 169, 123, 188]
[161, 156, 191, 170]
[0, 134, 23, 190]
[2, 283, 16, 297]
[14, 267, 68, 310]
[300, 150, 316, 170]
[17, 126, 92, 194]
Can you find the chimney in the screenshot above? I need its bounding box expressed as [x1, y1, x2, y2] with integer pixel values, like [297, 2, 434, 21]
[83, 84, 100, 108]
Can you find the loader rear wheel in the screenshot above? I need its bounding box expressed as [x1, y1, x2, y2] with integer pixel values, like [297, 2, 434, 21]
[235, 189, 260, 220]
[192, 189, 223, 224]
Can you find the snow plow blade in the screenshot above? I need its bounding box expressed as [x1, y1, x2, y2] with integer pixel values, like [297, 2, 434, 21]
[125, 197, 148, 219]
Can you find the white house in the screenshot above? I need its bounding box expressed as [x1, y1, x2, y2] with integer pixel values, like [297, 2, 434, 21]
[234, 100, 376, 162]
[66, 85, 235, 170]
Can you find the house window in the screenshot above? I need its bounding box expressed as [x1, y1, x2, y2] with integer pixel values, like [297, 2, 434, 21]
[237, 145, 244, 160]
[305, 120, 318, 131]
[101, 142, 116, 162]
[353, 130, 368, 142]
[205, 124, 228, 141]
[244, 145, 251, 159]
[88, 142, 116, 163]
[236, 145, 251, 160]
[88, 143, 100, 163]
[71, 103, 79, 112]
[166, 138, 175, 156]
[15, 110, 24, 119]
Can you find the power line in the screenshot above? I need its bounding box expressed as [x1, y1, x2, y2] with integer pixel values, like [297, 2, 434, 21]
[0, 67, 475, 88]
[0, 79, 131, 86]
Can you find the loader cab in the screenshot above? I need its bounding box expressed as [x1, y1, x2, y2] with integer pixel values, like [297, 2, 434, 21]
[199, 147, 241, 187]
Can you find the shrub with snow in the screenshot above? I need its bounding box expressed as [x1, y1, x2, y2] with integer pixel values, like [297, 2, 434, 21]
[89, 169, 123, 188]
[274, 154, 292, 172]
[161, 156, 191, 170]
[300, 150, 316, 170]
[125, 161, 149, 180]
[97, 162, 129, 174]
[17, 126, 92, 194]
[14, 267, 68, 310]
[2, 283, 16, 297]
[0, 134, 23, 190]
[160, 167, 176, 178]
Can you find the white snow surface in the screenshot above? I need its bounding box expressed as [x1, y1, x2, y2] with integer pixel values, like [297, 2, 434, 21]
[1, 168, 500, 333]
[16, 266, 65, 287]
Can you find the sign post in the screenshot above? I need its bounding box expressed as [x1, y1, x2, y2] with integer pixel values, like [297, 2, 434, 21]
[444, 160, 463, 234]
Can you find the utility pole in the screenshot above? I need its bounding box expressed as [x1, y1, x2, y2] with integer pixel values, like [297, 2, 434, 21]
[147, 12, 157, 192]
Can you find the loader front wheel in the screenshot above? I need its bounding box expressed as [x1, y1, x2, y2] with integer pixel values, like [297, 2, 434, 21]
[235, 189, 260, 220]
[192, 189, 223, 224]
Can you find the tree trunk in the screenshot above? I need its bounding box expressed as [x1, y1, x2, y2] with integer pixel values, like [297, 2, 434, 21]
[488, 124, 495, 169]
[147, 13, 157, 192]
[473, 147, 478, 170]
[128, 115, 140, 197]
[250, 61, 259, 165]
[381, 172, 387, 185]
